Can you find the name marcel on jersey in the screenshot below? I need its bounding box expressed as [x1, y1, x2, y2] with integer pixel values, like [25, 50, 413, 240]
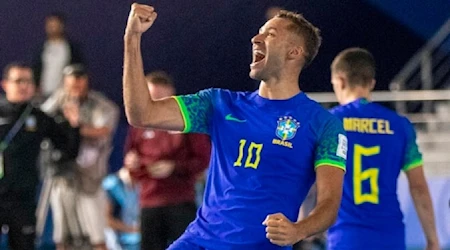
[343, 118, 394, 135]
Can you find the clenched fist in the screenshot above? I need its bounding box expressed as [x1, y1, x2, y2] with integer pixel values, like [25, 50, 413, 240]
[125, 3, 158, 35]
[263, 213, 303, 246]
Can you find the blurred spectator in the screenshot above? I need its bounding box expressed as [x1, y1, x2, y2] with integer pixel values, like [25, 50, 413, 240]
[0, 62, 80, 250]
[32, 12, 84, 99]
[41, 64, 119, 250]
[125, 71, 210, 250]
[103, 166, 140, 250]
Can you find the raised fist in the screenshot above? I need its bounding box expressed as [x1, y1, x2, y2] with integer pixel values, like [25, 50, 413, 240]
[125, 3, 158, 35]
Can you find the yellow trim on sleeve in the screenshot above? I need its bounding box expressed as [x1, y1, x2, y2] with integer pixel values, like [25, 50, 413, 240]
[172, 96, 191, 133]
[314, 159, 346, 172]
[403, 159, 423, 172]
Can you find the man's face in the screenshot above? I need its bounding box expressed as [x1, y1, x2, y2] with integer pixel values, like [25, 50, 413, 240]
[249, 17, 300, 81]
[45, 16, 64, 37]
[147, 82, 175, 100]
[2, 67, 36, 103]
[64, 75, 88, 98]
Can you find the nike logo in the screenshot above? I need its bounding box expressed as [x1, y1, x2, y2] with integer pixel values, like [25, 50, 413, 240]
[225, 114, 246, 122]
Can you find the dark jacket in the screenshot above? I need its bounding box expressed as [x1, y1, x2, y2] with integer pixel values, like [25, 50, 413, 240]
[0, 97, 80, 203]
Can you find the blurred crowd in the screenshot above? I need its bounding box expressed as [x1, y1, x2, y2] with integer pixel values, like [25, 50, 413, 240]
[0, 9, 325, 250]
[0, 12, 212, 250]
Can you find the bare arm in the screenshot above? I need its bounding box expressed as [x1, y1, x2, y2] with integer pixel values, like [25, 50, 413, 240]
[405, 166, 439, 249]
[263, 166, 344, 246]
[105, 199, 137, 233]
[123, 4, 184, 130]
[294, 166, 344, 238]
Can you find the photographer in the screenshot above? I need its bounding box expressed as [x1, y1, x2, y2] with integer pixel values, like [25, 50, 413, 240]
[0, 62, 80, 250]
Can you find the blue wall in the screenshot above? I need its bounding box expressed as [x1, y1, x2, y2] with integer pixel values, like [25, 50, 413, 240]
[365, 0, 450, 39]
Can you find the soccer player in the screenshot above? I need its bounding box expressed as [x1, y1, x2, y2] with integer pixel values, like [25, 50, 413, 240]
[327, 47, 440, 250]
[123, 4, 347, 249]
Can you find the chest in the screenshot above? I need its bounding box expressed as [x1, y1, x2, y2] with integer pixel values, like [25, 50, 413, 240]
[42, 42, 70, 64]
[211, 103, 318, 173]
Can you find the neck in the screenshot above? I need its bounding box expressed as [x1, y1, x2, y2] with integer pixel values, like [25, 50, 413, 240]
[258, 69, 301, 100]
[6, 97, 29, 104]
[47, 35, 65, 41]
[339, 88, 371, 105]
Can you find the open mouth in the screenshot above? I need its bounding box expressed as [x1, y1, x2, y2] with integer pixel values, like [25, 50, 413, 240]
[251, 50, 266, 66]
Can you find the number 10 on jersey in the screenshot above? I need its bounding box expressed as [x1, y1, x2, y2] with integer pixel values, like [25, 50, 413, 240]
[233, 139, 263, 169]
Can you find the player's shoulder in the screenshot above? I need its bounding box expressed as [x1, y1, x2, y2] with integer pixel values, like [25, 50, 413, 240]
[302, 94, 338, 120]
[301, 95, 344, 134]
[199, 88, 254, 103]
[370, 102, 412, 125]
[89, 90, 118, 107]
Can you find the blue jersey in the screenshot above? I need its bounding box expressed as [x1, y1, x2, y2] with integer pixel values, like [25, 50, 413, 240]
[173, 89, 347, 250]
[327, 99, 423, 250]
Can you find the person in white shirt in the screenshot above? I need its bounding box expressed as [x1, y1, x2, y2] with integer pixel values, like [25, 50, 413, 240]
[32, 13, 84, 99]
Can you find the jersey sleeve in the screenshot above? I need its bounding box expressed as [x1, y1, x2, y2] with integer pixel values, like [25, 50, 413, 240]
[402, 118, 423, 171]
[172, 89, 214, 134]
[314, 116, 347, 171]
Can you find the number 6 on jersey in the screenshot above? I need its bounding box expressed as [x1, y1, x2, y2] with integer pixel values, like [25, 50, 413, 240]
[353, 144, 380, 205]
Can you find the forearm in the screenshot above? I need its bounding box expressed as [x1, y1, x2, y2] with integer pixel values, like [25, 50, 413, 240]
[410, 186, 439, 244]
[123, 34, 153, 127]
[107, 216, 136, 233]
[294, 197, 339, 239]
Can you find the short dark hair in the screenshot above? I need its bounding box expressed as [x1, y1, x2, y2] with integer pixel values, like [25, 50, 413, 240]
[331, 47, 376, 87]
[275, 10, 322, 67]
[46, 12, 66, 24]
[145, 71, 174, 88]
[2, 62, 32, 80]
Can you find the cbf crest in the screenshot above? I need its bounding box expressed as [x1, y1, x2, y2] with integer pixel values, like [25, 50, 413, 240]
[273, 116, 300, 149]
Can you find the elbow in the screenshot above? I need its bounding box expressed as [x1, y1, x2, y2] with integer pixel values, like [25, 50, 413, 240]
[328, 210, 339, 226]
[409, 185, 430, 200]
[322, 199, 340, 227]
[409, 182, 429, 194]
[125, 109, 139, 126]
[125, 108, 151, 128]
[127, 116, 146, 128]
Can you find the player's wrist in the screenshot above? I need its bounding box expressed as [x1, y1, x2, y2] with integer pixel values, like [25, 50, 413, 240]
[124, 32, 142, 41]
[293, 221, 308, 243]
